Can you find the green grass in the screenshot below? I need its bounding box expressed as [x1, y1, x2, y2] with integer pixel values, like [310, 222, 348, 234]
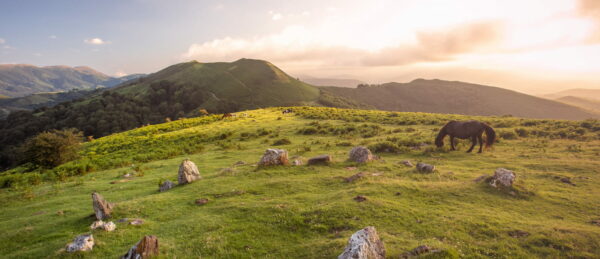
[1, 107, 600, 258]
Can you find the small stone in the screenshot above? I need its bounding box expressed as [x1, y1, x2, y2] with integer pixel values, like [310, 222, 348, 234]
[122, 235, 159, 259]
[130, 219, 144, 226]
[57, 210, 64, 216]
[401, 160, 414, 167]
[490, 168, 516, 188]
[90, 220, 105, 230]
[66, 234, 94, 252]
[102, 222, 116, 232]
[292, 159, 303, 166]
[307, 155, 333, 165]
[118, 218, 129, 223]
[178, 159, 202, 185]
[395, 192, 401, 196]
[338, 226, 385, 259]
[416, 163, 435, 173]
[159, 180, 174, 192]
[258, 149, 289, 166]
[400, 245, 441, 258]
[353, 195, 367, 202]
[92, 192, 113, 220]
[560, 177, 575, 185]
[123, 173, 132, 178]
[344, 172, 367, 183]
[345, 167, 357, 170]
[348, 146, 374, 163]
[195, 198, 209, 205]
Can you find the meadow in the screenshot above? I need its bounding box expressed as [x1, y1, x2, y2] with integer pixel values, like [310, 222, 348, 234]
[0, 107, 599, 258]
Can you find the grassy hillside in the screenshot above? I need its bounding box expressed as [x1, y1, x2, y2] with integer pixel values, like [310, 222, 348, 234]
[1, 107, 599, 258]
[323, 79, 599, 120]
[0, 64, 143, 97]
[556, 96, 600, 113]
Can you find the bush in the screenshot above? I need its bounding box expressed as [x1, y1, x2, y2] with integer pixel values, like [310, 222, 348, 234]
[298, 127, 318, 135]
[499, 130, 518, 140]
[273, 138, 292, 146]
[21, 129, 83, 168]
[515, 128, 529, 137]
[369, 141, 405, 153]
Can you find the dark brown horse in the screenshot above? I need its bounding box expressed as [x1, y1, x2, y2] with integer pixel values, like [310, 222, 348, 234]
[435, 120, 496, 153]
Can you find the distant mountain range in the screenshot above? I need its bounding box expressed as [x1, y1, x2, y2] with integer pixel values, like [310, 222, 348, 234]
[543, 88, 600, 101]
[299, 75, 365, 88]
[321, 79, 599, 120]
[555, 96, 600, 113]
[0, 64, 144, 97]
[0, 89, 95, 119]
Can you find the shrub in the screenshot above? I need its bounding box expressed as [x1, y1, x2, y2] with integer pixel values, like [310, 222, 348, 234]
[273, 138, 292, 146]
[298, 127, 318, 135]
[515, 128, 529, 137]
[21, 129, 83, 168]
[369, 141, 404, 153]
[499, 130, 518, 140]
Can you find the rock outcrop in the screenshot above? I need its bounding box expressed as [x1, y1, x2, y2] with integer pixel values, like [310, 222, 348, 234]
[307, 155, 332, 165]
[66, 234, 94, 252]
[338, 226, 385, 259]
[122, 235, 159, 259]
[490, 168, 516, 187]
[92, 192, 113, 220]
[416, 163, 435, 173]
[258, 149, 289, 166]
[159, 180, 174, 192]
[349, 147, 374, 163]
[178, 159, 201, 185]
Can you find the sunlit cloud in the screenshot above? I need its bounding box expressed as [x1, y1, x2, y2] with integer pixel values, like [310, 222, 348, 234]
[269, 11, 283, 21]
[0, 38, 5, 44]
[84, 38, 110, 45]
[49, 35, 57, 39]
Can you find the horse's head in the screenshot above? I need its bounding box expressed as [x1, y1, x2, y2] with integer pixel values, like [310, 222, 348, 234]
[435, 138, 444, 147]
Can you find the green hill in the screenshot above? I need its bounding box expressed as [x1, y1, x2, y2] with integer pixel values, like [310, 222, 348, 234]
[0, 64, 144, 97]
[0, 90, 94, 119]
[0, 107, 599, 258]
[322, 79, 599, 120]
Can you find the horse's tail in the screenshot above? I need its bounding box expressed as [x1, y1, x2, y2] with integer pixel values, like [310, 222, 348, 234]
[435, 123, 449, 147]
[483, 124, 496, 148]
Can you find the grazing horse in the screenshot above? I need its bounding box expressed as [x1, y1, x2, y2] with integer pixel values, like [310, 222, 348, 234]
[435, 120, 496, 153]
[221, 113, 234, 119]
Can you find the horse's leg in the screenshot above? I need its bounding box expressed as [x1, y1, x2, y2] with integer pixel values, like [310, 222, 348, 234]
[466, 136, 476, 153]
[477, 134, 484, 153]
[450, 136, 456, 150]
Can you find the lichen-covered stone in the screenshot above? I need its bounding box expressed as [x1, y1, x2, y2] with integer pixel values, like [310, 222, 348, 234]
[122, 235, 159, 259]
[159, 180, 174, 192]
[66, 234, 94, 252]
[416, 163, 435, 173]
[338, 226, 385, 259]
[307, 155, 332, 165]
[178, 159, 201, 185]
[490, 168, 516, 187]
[92, 192, 113, 220]
[258, 149, 289, 166]
[349, 147, 373, 163]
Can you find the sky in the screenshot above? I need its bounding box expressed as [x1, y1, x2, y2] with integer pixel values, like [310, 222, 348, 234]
[1, 0, 599, 94]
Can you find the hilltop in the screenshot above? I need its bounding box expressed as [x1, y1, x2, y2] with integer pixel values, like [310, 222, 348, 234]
[0, 64, 143, 97]
[0, 107, 599, 258]
[321, 79, 599, 120]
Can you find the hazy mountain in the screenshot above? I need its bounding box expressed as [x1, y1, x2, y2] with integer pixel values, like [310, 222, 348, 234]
[556, 96, 600, 113]
[544, 88, 600, 101]
[299, 75, 365, 88]
[0, 64, 144, 97]
[321, 79, 599, 120]
[0, 89, 95, 119]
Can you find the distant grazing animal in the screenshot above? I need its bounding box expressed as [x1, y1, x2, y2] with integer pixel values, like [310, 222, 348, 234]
[221, 113, 234, 119]
[282, 108, 293, 114]
[435, 120, 496, 153]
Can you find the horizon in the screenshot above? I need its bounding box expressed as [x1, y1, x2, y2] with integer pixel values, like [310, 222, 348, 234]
[1, 0, 600, 94]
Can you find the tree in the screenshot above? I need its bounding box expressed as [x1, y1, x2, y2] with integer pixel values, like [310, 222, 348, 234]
[22, 129, 83, 168]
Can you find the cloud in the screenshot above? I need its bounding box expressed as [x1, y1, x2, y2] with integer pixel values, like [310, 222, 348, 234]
[114, 71, 128, 77]
[183, 21, 503, 67]
[269, 11, 283, 21]
[0, 38, 4, 44]
[578, 0, 600, 42]
[84, 38, 110, 45]
[49, 35, 57, 39]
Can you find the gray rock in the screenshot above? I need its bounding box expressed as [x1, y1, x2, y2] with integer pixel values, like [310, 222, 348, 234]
[66, 234, 94, 252]
[416, 163, 435, 173]
[401, 160, 414, 167]
[122, 235, 159, 259]
[292, 159, 303, 166]
[92, 192, 113, 220]
[130, 219, 144, 225]
[159, 180, 174, 192]
[344, 172, 367, 183]
[258, 149, 289, 166]
[90, 220, 104, 230]
[307, 155, 332, 165]
[338, 226, 385, 259]
[490, 168, 516, 187]
[178, 159, 201, 185]
[102, 221, 116, 232]
[349, 146, 374, 163]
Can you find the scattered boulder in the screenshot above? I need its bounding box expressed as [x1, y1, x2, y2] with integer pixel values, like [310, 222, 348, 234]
[178, 159, 201, 185]
[159, 180, 174, 192]
[307, 155, 332, 165]
[338, 226, 385, 259]
[122, 235, 159, 259]
[416, 163, 435, 173]
[90, 220, 105, 230]
[92, 192, 113, 220]
[401, 160, 414, 167]
[258, 149, 289, 166]
[195, 198, 209, 206]
[400, 245, 441, 258]
[353, 195, 367, 202]
[130, 219, 144, 226]
[349, 146, 374, 163]
[118, 218, 129, 223]
[508, 230, 530, 238]
[345, 172, 367, 183]
[490, 168, 516, 188]
[123, 173, 133, 178]
[66, 234, 94, 253]
[292, 159, 303, 166]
